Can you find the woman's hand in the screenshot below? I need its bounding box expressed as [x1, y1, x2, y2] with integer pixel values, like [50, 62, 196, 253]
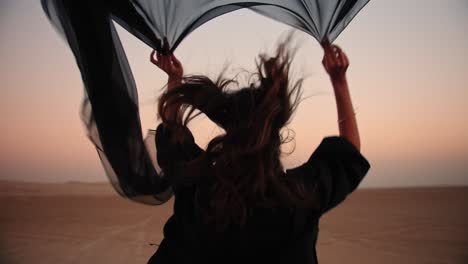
[321, 39, 349, 84]
[150, 50, 183, 79]
[150, 39, 183, 80]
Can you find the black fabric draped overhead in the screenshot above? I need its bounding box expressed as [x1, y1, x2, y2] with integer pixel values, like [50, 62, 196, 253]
[41, 0, 370, 204]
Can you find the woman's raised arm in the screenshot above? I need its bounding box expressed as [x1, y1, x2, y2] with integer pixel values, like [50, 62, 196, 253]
[150, 38, 184, 124]
[321, 40, 361, 151]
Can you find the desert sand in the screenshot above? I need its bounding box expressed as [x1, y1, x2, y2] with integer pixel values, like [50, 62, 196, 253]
[0, 181, 467, 264]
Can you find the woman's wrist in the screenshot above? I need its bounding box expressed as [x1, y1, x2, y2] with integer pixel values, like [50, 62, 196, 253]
[331, 75, 347, 87]
[167, 76, 182, 91]
[168, 75, 182, 81]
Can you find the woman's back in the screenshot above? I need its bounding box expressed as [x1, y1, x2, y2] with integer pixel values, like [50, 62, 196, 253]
[157, 195, 318, 263]
[149, 124, 370, 264]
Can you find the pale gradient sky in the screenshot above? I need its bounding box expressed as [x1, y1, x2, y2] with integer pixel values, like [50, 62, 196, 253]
[0, 0, 467, 187]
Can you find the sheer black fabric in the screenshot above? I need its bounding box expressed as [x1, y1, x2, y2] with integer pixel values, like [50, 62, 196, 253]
[41, 0, 369, 204]
[126, 0, 370, 52]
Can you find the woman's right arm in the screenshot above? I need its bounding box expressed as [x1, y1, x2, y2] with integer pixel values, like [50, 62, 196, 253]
[322, 41, 361, 151]
[150, 39, 184, 124]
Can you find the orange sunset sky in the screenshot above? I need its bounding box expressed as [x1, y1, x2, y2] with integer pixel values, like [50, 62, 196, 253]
[0, 0, 467, 187]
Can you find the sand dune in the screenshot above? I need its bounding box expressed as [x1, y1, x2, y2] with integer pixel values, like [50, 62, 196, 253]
[0, 181, 467, 263]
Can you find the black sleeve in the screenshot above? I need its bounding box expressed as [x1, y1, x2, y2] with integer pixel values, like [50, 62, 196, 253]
[155, 124, 205, 185]
[286, 136, 370, 214]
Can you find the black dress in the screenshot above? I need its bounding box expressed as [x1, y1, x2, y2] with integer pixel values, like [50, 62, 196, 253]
[148, 124, 370, 264]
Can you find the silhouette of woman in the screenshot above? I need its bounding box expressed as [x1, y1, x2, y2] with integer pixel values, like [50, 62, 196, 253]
[147, 36, 370, 264]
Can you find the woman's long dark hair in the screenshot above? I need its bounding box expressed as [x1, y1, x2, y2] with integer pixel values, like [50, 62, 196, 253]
[158, 34, 318, 228]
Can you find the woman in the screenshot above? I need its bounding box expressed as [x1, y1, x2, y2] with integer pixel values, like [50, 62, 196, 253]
[148, 37, 370, 264]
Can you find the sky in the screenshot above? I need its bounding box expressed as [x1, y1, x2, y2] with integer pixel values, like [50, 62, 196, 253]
[0, 0, 467, 187]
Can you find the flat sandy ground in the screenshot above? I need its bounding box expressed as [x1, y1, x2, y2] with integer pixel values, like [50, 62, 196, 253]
[0, 181, 467, 264]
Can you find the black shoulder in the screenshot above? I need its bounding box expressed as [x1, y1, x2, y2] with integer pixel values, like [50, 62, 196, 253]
[286, 136, 370, 214]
